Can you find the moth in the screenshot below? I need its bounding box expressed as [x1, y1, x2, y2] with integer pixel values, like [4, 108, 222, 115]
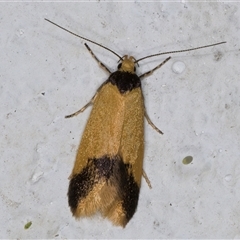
[45, 18, 225, 227]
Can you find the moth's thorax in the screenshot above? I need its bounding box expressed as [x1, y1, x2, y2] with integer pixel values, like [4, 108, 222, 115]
[109, 70, 141, 94]
[119, 55, 136, 73]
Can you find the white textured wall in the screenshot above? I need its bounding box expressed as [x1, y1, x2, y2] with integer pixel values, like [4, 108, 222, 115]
[1, 2, 239, 238]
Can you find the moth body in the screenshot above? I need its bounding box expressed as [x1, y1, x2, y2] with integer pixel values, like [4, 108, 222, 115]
[68, 56, 145, 227]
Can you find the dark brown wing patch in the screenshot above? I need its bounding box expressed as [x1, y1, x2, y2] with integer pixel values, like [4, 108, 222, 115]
[68, 154, 139, 227]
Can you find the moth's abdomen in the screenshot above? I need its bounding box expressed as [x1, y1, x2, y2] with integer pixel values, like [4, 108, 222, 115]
[68, 154, 139, 227]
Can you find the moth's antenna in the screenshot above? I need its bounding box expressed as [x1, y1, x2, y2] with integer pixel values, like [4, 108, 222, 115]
[135, 41, 226, 63]
[45, 18, 123, 61]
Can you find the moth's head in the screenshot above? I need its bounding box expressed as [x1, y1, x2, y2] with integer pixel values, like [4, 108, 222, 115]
[118, 55, 136, 73]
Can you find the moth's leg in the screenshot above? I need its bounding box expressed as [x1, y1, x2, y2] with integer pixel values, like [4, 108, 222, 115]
[85, 43, 111, 74]
[65, 80, 107, 118]
[140, 57, 170, 133]
[66, 43, 111, 118]
[139, 56, 171, 79]
[65, 94, 96, 118]
[144, 104, 163, 134]
[142, 169, 152, 189]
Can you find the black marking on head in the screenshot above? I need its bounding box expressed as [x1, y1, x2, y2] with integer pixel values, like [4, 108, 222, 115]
[118, 63, 122, 69]
[108, 71, 141, 93]
[68, 154, 139, 223]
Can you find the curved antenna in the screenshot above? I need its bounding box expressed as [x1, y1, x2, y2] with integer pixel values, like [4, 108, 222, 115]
[135, 41, 226, 63]
[45, 18, 123, 61]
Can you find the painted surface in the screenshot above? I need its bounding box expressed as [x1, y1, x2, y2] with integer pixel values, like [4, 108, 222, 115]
[0, 2, 239, 238]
